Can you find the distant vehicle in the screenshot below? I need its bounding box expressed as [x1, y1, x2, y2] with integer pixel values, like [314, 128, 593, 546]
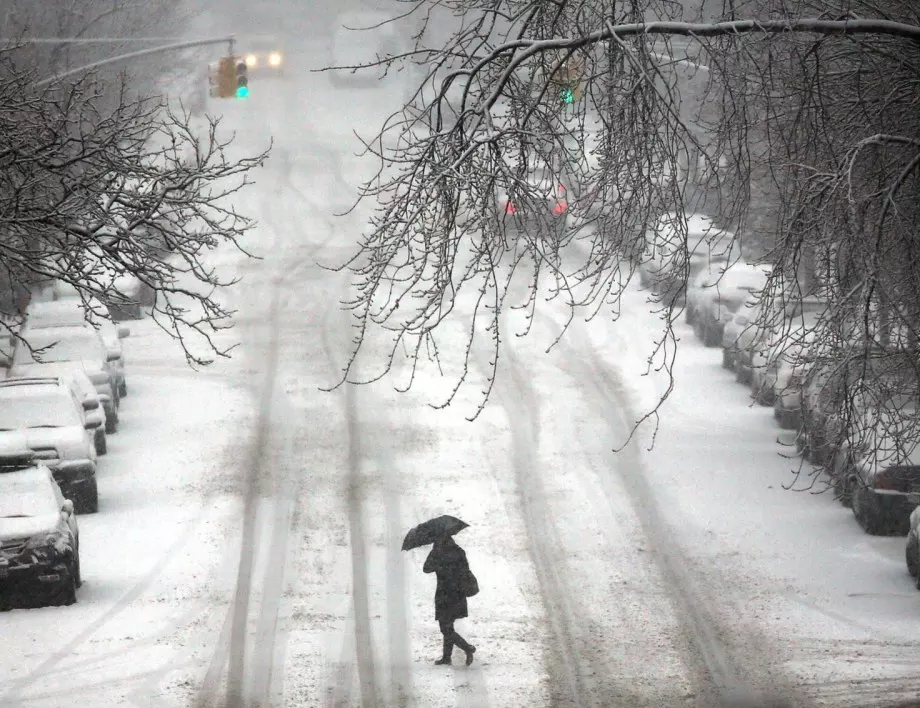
[49, 277, 149, 321]
[637, 213, 735, 306]
[25, 299, 130, 398]
[331, 11, 411, 88]
[849, 440, 920, 536]
[240, 36, 285, 77]
[494, 159, 571, 237]
[0, 464, 80, 609]
[9, 324, 121, 433]
[906, 506, 920, 588]
[0, 383, 99, 513]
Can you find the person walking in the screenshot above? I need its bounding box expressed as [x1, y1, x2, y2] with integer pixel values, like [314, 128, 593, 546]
[423, 534, 477, 666]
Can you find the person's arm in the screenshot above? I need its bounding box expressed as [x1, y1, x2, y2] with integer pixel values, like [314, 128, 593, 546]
[423, 549, 440, 574]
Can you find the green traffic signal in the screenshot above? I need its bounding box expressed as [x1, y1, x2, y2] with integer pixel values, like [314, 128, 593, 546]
[561, 87, 575, 104]
[236, 86, 249, 98]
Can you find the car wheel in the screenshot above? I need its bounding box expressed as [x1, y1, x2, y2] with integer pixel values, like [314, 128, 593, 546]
[95, 429, 107, 456]
[906, 535, 920, 580]
[721, 349, 734, 370]
[119, 380, 127, 398]
[49, 574, 77, 607]
[736, 366, 752, 385]
[852, 486, 888, 535]
[105, 411, 119, 434]
[75, 478, 99, 515]
[74, 545, 82, 588]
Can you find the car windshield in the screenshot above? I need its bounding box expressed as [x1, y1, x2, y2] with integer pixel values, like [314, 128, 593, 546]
[0, 475, 58, 518]
[13, 330, 102, 364]
[0, 393, 80, 429]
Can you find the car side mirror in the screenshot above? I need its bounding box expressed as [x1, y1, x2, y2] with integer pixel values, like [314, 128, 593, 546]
[107, 351, 121, 362]
[61, 499, 74, 515]
[84, 418, 102, 429]
[117, 326, 130, 339]
[83, 398, 100, 411]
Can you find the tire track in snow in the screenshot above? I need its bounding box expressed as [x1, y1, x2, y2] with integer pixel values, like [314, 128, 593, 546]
[490, 332, 594, 707]
[542, 309, 796, 708]
[318, 288, 382, 708]
[196, 157, 342, 708]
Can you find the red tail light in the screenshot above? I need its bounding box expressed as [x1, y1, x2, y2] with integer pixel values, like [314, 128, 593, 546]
[552, 200, 568, 215]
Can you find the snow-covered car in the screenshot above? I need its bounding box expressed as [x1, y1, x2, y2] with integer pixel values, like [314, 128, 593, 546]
[772, 346, 814, 431]
[906, 506, 920, 588]
[850, 441, 920, 536]
[637, 212, 735, 306]
[49, 275, 151, 322]
[331, 11, 411, 89]
[3, 374, 108, 456]
[0, 382, 99, 513]
[240, 36, 285, 77]
[692, 264, 770, 347]
[0, 464, 80, 609]
[734, 295, 825, 386]
[9, 324, 120, 433]
[750, 316, 818, 406]
[24, 299, 130, 397]
[796, 361, 849, 465]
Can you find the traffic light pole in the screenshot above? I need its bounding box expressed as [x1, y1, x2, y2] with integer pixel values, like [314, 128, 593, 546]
[25, 36, 237, 88]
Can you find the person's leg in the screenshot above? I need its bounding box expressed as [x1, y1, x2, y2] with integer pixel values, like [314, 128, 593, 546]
[435, 618, 454, 665]
[450, 626, 476, 665]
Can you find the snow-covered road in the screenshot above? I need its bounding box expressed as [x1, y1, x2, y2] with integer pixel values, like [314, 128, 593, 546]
[3, 3, 920, 707]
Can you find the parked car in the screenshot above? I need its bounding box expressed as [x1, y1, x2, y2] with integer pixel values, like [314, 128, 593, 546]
[796, 361, 850, 465]
[0, 464, 80, 609]
[906, 506, 920, 588]
[693, 264, 770, 347]
[24, 299, 130, 397]
[772, 347, 814, 430]
[8, 324, 120, 433]
[850, 440, 920, 536]
[734, 295, 825, 386]
[3, 374, 107, 455]
[751, 316, 819, 406]
[637, 212, 735, 305]
[0, 381, 99, 513]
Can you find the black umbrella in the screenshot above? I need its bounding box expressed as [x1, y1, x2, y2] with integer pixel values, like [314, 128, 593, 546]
[402, 515, 469, 551]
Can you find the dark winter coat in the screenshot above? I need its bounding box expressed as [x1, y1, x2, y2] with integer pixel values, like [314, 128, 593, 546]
[423, 536, 469, 622]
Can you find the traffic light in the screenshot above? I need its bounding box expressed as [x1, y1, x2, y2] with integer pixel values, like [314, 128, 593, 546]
[235, 60, 249, 98]
[561, 87, 575, 104]
[217, 57, 235, 98]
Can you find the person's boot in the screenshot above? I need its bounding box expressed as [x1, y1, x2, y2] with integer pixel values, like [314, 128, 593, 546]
[453, 635, 476, 666]
[434, 637, 453, 665]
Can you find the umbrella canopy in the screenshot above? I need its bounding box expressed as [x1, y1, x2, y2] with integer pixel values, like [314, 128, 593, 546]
[401, 515, 469, 551]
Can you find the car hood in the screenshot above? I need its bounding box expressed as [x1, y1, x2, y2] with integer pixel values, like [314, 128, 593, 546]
[0, 513, 60, 542]
[0, 426, 84, 449]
